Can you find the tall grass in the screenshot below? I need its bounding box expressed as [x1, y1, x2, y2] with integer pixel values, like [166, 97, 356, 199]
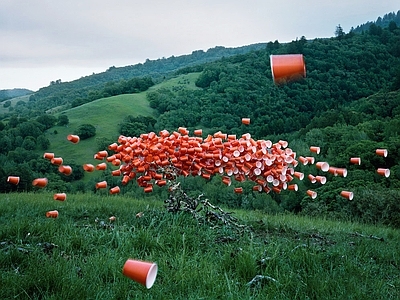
[1, 192, 399, 299]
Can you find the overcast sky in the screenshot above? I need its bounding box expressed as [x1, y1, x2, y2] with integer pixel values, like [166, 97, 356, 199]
[1, 0, 398, 91]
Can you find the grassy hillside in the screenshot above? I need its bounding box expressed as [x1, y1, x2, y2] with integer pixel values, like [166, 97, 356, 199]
[43, 73, 200, 180]
[0, 192, 399, 299]
[0, 94, 30, 115]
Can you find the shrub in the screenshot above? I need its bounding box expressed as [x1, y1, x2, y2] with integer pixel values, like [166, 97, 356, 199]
[74, 124, 96, 140]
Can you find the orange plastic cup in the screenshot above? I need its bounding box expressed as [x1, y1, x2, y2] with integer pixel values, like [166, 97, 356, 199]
[315, 161, 329, 172]
[377, 168, 390, 177]
[46, 210, 59, 218]
[241, 118, 250, 125]
[67, 134, 80, 144]
[315, 176, 326, 184]
[270, 54, 306, 84]
[53, 193, 66, 201]
[110, 186, 120, 194]
[298, 156, 308, 165]
[96, 181, 107, 189]
[7, 176, 20, 185]
[43, 152, 55, 160]
[308, 174, 316, 183]
[234, 187, 243, 194]
[122, 259, 158, 289]
[293, 171, 304, 180]
[83, 164, 95, 172]
[340, 191, 354, 200]
[144, 186, 153, 193]
[375, 149, 388, 157]
[306, 157, 315, 164]
[58, 165, 72, 175]
[194, 129, 203, 136]
[306, 190, 317, 199]
[288, 184, 298, 191]
[96, 163, 107, 171]
[32, 178, 48, 188]
[310, 146, 320, 154]
[51, 157, 63, 165]
[349, 157, 361, 165]
[335, 168, 348, 177]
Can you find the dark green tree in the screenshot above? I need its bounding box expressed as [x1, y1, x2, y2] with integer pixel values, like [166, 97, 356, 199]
[74, 124, 96, 140]
[335, 24, 345, 40]
[57, 114, 69, 126]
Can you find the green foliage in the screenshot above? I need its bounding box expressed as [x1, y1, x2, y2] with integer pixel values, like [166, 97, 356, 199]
[36, 114, 57, 129]
[74, 124, 96, 140]
[57, 114, 69, 126]
[118, 115, 156, 137]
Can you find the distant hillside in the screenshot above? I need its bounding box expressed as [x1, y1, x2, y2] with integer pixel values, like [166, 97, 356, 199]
[352, 10, 400, 33]
[0, 88, 33, 102]
[22, 44, 267, 117]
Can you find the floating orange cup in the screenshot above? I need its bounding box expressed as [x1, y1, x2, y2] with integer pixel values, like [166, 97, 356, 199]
[43, 152, 55, 160]
[310, 146, 320, 154]
[144, 186, 153, 193]
[7, 176, 20, 185]
[96, 181, 107, 189]
[298, 156, 308, 165]
[377, 168, 390, 177]
[315, 161, 329, 172]
[83, 164, 95, 172]
[122, 259, 158, 289]
[350, 157, 361, 165]
[288, 184, 298, 191]
[306, 190, 317, 199]
[110, 186, 120, 194]
[293, 171, 304, 180]
[241, 118, 250, 125]
[306, 157, 315, 164]
[46, 210, 59, 218]
[270, 54, 306, 84]
[96, 163, 107, 171]
[335, 168, 348, 177]
[340, 191, 354, 200]
[58, 165, 72, 175]
[53, 193, 66, 201]
[234, 187, 243, 194]
[32, 178, 48, 188]
[67, 134, 80, 144]
[51, 157, 63, 165]
[315, 176, 326, 184]
[376, 149, 388, 157]
[194, 129, 203, 136]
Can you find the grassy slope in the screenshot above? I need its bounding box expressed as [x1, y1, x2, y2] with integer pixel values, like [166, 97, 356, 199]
[44, 73, 200, 167]
[0, 192, 399, 299]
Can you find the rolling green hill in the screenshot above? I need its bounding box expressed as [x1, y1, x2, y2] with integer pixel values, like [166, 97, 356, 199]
[44, 73, 200, 167]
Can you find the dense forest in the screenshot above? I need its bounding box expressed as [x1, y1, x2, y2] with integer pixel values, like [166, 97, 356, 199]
[1, 13, 400, 227]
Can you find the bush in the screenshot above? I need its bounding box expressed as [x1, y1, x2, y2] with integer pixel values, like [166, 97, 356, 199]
[74, 124, 96, 140]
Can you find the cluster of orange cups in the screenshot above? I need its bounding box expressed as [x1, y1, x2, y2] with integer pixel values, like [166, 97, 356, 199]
[95, 128, 307, 196]
[297, 146, 353, 200]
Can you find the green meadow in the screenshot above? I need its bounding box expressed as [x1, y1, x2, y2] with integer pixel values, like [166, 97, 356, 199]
[1, 192, 399, 299]
[44, 73, 200, 167]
